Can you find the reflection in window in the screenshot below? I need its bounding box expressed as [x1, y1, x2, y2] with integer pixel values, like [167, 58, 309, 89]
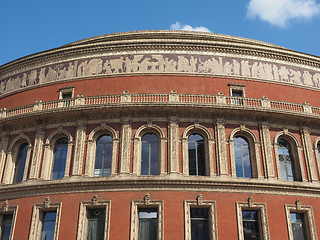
[141, 133, 159, 175]
[278, 139, 295, 181]
[234, 136, 252, 178]
[41, 212, 56, 240]
[242, 210, 260, 240]
[190, 208, 209, 240]
[290, 213, 307, 240]
[52, 138, 68, 179]
[317, 143, 320, 163]
[87, 208, 106, 240]
[94, 135, 112, 177]
[13, 143, 28, 183]
[0, 214, 13, 240]
[188, 134, 205, 176]
[138, 209, 158, 240]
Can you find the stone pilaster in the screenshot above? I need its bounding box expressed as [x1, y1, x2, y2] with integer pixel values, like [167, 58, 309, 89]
[29, 126, 45, 179]
[214, 120, 228, 176]
[0, 131, 9, 182]
[259, 123, 275, 178]
[119, 118, 131, 174]
[300, 127, 317, 182]
[72, 121, 86, 176]
[168, 117, 179, 174]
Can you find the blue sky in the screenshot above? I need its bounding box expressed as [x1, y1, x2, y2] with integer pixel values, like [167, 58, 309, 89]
[1, 0, 320, 66]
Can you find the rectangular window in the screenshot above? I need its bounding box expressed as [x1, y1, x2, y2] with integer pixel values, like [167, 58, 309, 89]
[242, 210, 260, 240]
[0, 214, 13, 240]
[190, 208, 209, 240]
[87, 208, 106, 240]
[290, 213, 307, 240]
[41, 211, 57, 240]
[138, 209, 158, 240]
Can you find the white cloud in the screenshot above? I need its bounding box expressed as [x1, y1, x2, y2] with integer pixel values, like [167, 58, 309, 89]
[247, 0, 320, 27]
[170, 22, 211, 32]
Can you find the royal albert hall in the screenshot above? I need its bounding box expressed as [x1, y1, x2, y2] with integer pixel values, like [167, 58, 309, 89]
[1, 30, 320, 240]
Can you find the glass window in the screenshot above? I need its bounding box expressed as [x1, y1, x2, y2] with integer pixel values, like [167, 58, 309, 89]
[242, 210, 260, 240]
[138, 209, 158, 240]
[234, 136, 252, 178]
[190, 208, 209, 240]
[13, 143, 28, 183]
[0, 214, 13, 240]
[141, 133, 159, 175]
[188, 134, 206, 176]
[87, 208, 106, 240]
[317, 143, 320, 162]
[94, 135, 113, 177]
[278, 139, 295, 181]
[40, 211, 56, 240]
[290, 213, 307, 240]
[52, 138, 68, 179]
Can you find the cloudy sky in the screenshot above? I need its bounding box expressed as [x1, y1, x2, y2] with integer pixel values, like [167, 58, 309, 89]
[1, 0, 320, 65]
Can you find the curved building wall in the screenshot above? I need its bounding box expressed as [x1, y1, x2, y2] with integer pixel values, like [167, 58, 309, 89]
[0, 31, 320, 239]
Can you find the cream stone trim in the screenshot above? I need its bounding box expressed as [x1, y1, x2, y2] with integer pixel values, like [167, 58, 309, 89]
[300, 127, 317, 182]
[0, 132, 9, 183]
[229, 127, 262, 178]
[85, 125, 119, 177]
[236, 196, 270, 240]
[58, 86, 74, 99]
[133, 124, 166, 175]
[119, 119, 131, 174]
[184, 194, 217, 240]
[182, 124, 214, 176]
[29, 197, 62, 240]
[0, 201, 18, 240]
[130, 193, 164, 240]
[2, 135, 32, 184]
[273, 131, 306, 181]
[76, 195, 111, 240]
[72, 121, 86, 176]
[313, 137, 320, 181]
[228, 83, 246, 97]
[40, 129, 73, 180]
[285, 199, 317, 240]
[215, 120, 228, 176]
[259, 123, 275, 179]
[168, 117, 180, 174]
[29, 126, 45, 180]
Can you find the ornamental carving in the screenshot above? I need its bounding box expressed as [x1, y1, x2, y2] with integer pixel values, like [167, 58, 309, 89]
[2, 54, 320, 96]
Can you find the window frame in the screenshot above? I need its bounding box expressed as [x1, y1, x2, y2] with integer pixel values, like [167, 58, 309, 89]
[51, 137, 69, 180]
[76, 196, 111, 240]
[236, 197, 270, 240]
[29, 198, 62, 240]
[0, 201, 18, 240]
[184, 194, 217, 240]
[140, 133, 160, 176]
[285, 200, 317, 240]
[188, 133, 206, 176]
[130, 194, 164, 240]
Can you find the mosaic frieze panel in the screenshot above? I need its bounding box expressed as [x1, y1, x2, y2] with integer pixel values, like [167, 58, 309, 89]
[1, 54, 320, 95]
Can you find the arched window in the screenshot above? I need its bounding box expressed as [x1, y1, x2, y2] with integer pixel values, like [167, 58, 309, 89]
[94, 135, 113, 177]
[234, 136, 252, 178]
[141, 133, 159, 175]
[51, 137, 68, 179]
[278, 139, 295, 181]
[188, 133, 205, 176]
[13, 143, 28, 183]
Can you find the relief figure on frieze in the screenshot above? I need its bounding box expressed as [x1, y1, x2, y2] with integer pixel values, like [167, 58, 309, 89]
[303, 70, 314, 86]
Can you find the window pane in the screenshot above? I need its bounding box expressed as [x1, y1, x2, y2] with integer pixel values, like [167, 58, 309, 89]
[52, 138, 68, 179]
[138, 209, 158, 240]
[94, 135, 112, 177]
[290, 213, 307, 240]
[278, 139, 295, 181]
[87, 208, 106, 240]
[141, 133, 159, 175]
[234, 137, 252, 178]
[190, 208, 209, 240]
[188, 134, 205, 176]
[0, 214, 13, 240]
[13, 143, 28, 183]
[41, 212, 56, 240]
[242, 210, 260, 240]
